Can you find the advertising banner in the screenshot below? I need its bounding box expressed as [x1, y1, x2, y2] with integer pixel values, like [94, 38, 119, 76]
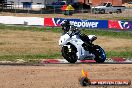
[44, 18, 108, 29]
[108, 20, 132, 30]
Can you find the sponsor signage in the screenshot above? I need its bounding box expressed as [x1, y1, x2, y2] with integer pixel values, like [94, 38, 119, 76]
[79, 69, 131, 86]
[68, 19, 108, 28]
[108, 20, 132, 29]
[44, 18, 132, 30]
[44, 18, 108, 29]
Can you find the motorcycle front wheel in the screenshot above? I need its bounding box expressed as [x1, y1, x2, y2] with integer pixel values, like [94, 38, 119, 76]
[93, 45, 106, 63]
[61, 44, 77, 63]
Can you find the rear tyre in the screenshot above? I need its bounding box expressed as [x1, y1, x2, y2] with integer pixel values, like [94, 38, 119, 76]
[109, 12, 112, 14]
[61, 44, 77, 63]
[93, 45, 106, 63]
[116, 9, 122, 14]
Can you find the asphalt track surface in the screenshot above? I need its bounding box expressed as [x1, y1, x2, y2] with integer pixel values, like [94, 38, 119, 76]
[0, 60, 132, 66]
[0, 64, 131, 88]
[0, 58, 131, 88]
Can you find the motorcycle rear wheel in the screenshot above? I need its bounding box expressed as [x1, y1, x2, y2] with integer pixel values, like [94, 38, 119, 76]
[61, 44, 77, 63]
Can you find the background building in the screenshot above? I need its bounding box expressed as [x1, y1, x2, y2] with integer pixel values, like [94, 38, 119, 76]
[91, 0, 122, 6]
[122, 0, 132, 4]
[1, 0, 130, 10]
[5, 0, 55, 10]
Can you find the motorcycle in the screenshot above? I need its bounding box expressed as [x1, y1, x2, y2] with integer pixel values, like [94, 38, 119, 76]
[59, 25, 106, 63]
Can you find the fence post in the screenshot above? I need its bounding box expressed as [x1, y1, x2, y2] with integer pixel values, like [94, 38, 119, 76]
[54, 5, 55, 14]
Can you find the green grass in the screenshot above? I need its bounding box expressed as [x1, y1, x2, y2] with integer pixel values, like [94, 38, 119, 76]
[82, 29, 132, 39]
[106, 51, 132, 58]
[0, 24, 132, 39]
[0, 24, 44, 32]
[0, 51, 131, 61]
[0, 53, 62, 61]
[0, 24, 131, 62]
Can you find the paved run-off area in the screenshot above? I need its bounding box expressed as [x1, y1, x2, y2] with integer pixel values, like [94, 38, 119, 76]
[0, 64, 131, 88]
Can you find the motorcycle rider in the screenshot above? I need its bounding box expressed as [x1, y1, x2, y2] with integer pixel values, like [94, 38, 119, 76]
[61, 20, 91, 46]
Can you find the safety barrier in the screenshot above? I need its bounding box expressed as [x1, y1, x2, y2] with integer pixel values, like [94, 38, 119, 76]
[108, 20, 132, 29]
[44, 18, 132, 30]
[0, 16, 131, 30]
[0, 16, 44, 26]
[44, 18, 108, 29]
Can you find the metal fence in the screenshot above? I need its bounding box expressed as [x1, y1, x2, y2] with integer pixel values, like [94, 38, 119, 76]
[0, 5, 132, 19]
[0, 7, 91, 14]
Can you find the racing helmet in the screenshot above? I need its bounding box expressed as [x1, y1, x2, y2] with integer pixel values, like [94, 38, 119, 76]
[61, 20, 71, 32]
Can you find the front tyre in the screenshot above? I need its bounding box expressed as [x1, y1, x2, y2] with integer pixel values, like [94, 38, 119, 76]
[61, 44, 77, 63]
[93, 45, 106, 63]
[101, 9, 105, 14]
